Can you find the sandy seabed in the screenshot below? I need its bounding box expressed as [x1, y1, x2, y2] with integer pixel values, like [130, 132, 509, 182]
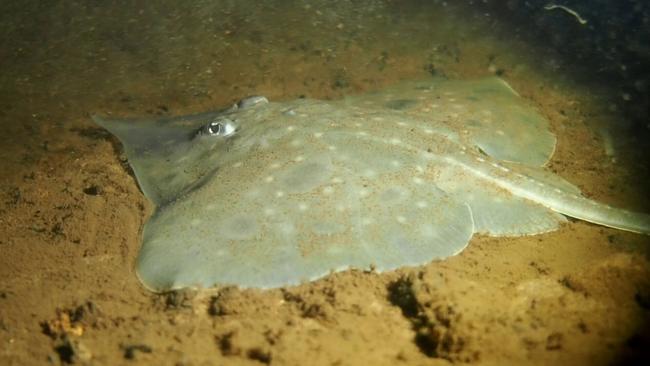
[1, 1, 649, 365]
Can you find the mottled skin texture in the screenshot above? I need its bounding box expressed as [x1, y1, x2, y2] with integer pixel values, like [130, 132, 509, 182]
[93, 77, 650, 290]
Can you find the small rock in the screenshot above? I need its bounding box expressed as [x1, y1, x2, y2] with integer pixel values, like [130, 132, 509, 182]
[54, 336, 92, 364]
[546, 332, 563, 350]
[121, 343, 153, 360]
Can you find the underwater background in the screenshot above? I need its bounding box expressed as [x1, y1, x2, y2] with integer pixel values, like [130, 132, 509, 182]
[1, 1, 649, 364]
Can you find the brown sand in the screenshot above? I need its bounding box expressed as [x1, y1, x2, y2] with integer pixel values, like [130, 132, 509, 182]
[1, 1, 649, 365]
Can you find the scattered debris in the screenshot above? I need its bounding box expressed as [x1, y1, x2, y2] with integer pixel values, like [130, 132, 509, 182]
[546, 332, 564, 350]
[162, 288, 196, 310]
[53, 335, 93, 364]
[42, 309, 85, 339]
[82, 185, 102, 196]
[216, 331, 239, 356]
[215, 330, 273, 364]
[544, 4, 588, 25]
[121, 343, 153, 360]
[247, 347, 272, 364]
[41, 302, 101, 363]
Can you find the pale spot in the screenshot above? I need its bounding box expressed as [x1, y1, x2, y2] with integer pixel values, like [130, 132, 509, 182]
[475, 157, 485, 162]
[416, 201, 428, 208]
[328, 145, 337, 151]
[298, 203, 309, 211]
[413, 177, 424, 185]
[270, 163, 281, 169]
[415, 165, 424, 173]
[294, 155, 305, 162]
[381, 186, 410, 202]
[554, 188, 562, 194]
[279, 222, 295, 235]
[326, 246, 344, 255]
[362, 218, 374, 226]
[357, 131, 368, 137]
[396, 215, 407, 224]
[421, 224, 436, 238]
[264, 175, 275, 183]
[389, 138, 401, 145]
[264, 207, 276, 216]
[496, 130, 505, 136]
[421, 108, 431, 112]
[397, 121, 408, 127]
[363, 169, 377, 178]
[314, 132, 324, 138]
[232, 161, 243, 168]
[287, 125, 296, 131]
[359, 188, 370, 197]
[275, 190, 285, 198]
[354, 122, 363, 127]
[423, 128, 434, 134]
[331, 177, 344, 184]
[430, 103, 439, 108]
[218, 215, 259, 240]
[372, 116, 385, 122]
[323, 186, 334, 195]
[450, 112, 459, 118]
[390, 160, 401, 167]
[290, 139, 302, 147]
[499, 166, 510, 172]
[422, 151, 436, 160]
[448, 98, 457, 102]
[245, 189, 261, 198]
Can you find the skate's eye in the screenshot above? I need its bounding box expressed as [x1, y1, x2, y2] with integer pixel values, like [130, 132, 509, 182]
[197, 117, 237, 137]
